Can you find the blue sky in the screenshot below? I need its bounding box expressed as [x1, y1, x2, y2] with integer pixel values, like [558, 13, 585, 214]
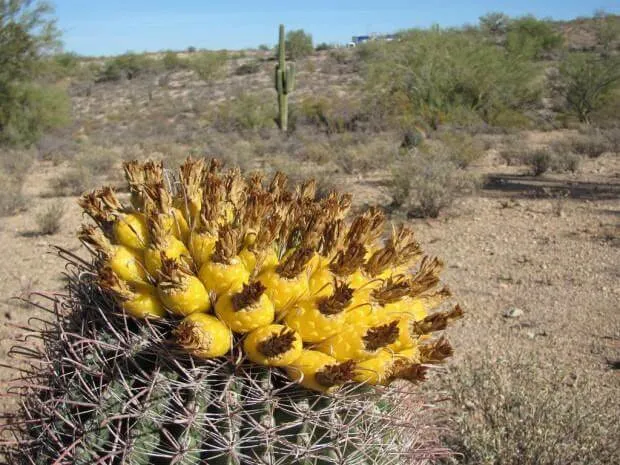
[54, 0, 619, 56]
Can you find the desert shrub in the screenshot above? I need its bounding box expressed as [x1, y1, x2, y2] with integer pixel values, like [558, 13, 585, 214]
[75, 147, 119, 175]
[97, 52, 154, 82]
[526, 148, 553, 175]
[315, 42, 333, 51]
[602, 127, 620, 152]
[188, 51, 228, 83]
[0, 82, 70, 147]
[0, 1, 70, 147]
[505, 15, 563, 59]
[362, 28, 541, 130]
[400, 126, 425, 149]
[556, 53, 620, 124]
[211, 93, 276, 132]
[334, 135, 399, 175]
[570, 130, 612, 157]
[36, 201, 64, 235]
[283, 29, 313, 60]
[438, 132, 485, 168]
[298, 95, 362, 134]
[50, 166, 94, 196]
[438, 356, 618, 465]
[0, 172, 26, 216]
[479, 12, 511, 38]
[234, 60, 261, 76]
[257, 44, 271, 51]
[161, 50, 187, 70]
[556, 152, 581, 172]
[389, 148, 476, 217]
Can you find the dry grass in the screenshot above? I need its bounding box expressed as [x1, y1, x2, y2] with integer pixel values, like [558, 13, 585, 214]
[389, 146, 478, 218]
[436, 355, 618, 465]
[0, 149, 33, 216]
[35, 202, 65, 235]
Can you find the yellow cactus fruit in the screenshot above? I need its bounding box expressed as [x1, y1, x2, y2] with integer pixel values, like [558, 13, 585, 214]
[285, 281, 354, 343]
[113, 212, 149, 251]
[215, 281, 275, 333]
[285, 350, 356, 393]
[98, 267, 165, 319]
[188, 230, 217, 268]
[258, 247, 313, 314]
[174, 313, 232, 359]
[353, 350, 394, 385]
[143, 215, 192, 277]
[157, 257, 210, 317]
[198, 225, 249, 296]
[79, 187, 150, 250]
[388, 305, 464, 352]
[238, 200, 281, 274]
[243, 324, 302, 367]
[316, 319, 401, 361]
[79, 225, 148, 286]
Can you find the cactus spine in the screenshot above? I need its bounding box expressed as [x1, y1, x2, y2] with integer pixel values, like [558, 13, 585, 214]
[275, 24, 295, 132]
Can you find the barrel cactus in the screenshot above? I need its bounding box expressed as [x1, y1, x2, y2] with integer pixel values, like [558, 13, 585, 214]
[1, 158, 462, 464]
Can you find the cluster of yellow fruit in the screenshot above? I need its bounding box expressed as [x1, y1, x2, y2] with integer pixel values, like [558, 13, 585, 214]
[79, 159, 463, 393]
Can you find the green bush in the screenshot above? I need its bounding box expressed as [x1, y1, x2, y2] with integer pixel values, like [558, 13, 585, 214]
[0, 0, 70, 147]
[188, 51, 228, 83]
[234, 60, 261, 76]
[298, 95, 362, 134]
[361, 28, 541, 130]
[161, 50, 187, 70]
[0, 83, 70, 146]
[211, 93, 276, 132]
[506, 16, 563, 59]
[557, 53, 620, 124]
[284, 29, 313, 60]
[97, 52, 155, 82]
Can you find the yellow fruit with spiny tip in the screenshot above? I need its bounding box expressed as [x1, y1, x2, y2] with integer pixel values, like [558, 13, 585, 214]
[353, 350, 394, 385]
[143, 236, 191, 277]
[112, 212, 149, 251]
[315, 319, 401, 361]
[157, 259, 210, 316]
[199, 224, 250, 296]
[188, 231, 217, 268]
[258, 268, 309, 314]
[79, 225, 148, 286]
[174, 313, 232, 358]
[199, 258, 249, 297]
[238, 247, 279, 275]
[284, 282, 354, 343]
[243, 324, 302, 367]
[382, 297, 427, 321]
[307, 265, 334, 298]
[285, 350, 356, 393]
[98, 267, 165, 319]
[122, 291, 166, 319]
[215, 282, 275, 333]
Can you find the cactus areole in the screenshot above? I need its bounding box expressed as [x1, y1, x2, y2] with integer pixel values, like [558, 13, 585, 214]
[1, 158, 462, 464]
[275, 24, 295, 131]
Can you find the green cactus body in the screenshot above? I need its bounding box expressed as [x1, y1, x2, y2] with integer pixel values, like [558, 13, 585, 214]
[1, 265, 428, 464]
[276, 24, 295, 132]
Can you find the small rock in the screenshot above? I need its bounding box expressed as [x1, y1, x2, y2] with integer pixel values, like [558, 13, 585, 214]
[502, 307, 524, 318]
[527, 331, 536, 339]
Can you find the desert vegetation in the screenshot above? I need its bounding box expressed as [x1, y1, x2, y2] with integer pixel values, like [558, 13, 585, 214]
[0, 2, 619, 463]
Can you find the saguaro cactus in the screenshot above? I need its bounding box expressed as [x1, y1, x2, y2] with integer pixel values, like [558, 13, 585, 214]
[275, 24, 296, 131]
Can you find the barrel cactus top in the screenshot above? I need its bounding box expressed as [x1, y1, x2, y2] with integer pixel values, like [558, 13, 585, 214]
[2, 158, 462, 464]
[79, 158, 463, 392]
